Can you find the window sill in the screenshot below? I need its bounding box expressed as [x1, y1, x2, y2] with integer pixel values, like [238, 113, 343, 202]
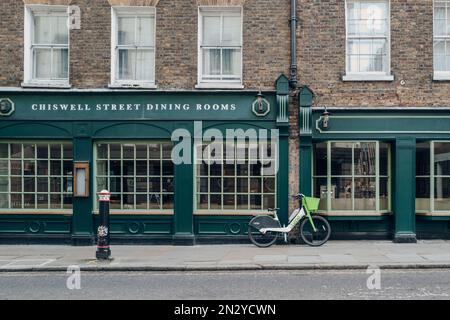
[195, 83, 244, 90]
[93, 210, 174, 215]
[417, 211, 450, 217]
[21, 82, 71, 89]
[194, 211, 267, 216]
[342, 74, 394, 82]
[433, 72, 450, 81]
[0, 210, 72, 215]
[108, 83, 157, 89]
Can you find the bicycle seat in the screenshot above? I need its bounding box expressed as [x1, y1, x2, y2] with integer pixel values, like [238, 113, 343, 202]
[267, 208, 280, 212]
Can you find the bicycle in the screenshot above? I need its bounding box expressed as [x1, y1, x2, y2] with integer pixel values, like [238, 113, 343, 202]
[248, 193, 331, 247]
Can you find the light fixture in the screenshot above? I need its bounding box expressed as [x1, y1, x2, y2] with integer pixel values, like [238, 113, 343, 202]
[322, 107, 330, 129]
[256, 90, 264, 112]
[74, 162, 90, 197]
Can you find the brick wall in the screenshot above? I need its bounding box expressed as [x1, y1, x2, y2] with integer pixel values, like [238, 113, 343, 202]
[0, 0, 290, 90]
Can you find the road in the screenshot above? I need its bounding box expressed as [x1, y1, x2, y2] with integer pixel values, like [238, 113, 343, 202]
[0, 269, 449, 300]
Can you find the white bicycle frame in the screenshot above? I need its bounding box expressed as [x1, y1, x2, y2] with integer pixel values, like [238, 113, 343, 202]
[259, 206, 306, 234]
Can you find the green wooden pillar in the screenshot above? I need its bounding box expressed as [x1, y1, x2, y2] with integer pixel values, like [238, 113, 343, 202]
[393, 137, 417, 243]
[71, 137, 94, 246]
[276, 74, 290, 225]
[298, 86, 314, 197]
[173, 135, 195, 245]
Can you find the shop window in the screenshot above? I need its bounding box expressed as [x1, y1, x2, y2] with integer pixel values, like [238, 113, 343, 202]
[95, 142, 173, 212]
[434, 0, 450, 79]
[197, 7, 243, 88]
[0, 142, 73, 211]
[111, 7, 156, 88]
[343, 0, 393, 81]
[24, 5, 69, 87]
[416, 141, 450, 214]
[195, 142, 276, 212]
[313, 141, 390, 215]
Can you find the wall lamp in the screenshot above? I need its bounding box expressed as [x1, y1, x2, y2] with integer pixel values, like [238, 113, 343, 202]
[322, 107, 330, 129]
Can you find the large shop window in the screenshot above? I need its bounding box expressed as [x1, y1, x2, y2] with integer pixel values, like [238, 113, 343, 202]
[95, 142, 174, 212]
[0, 143, 73, 211]
[313, 141, 390, 215]
[343, 0, 393, 81]
[198, 7, 243, 88]
[24, 5, 69, 86]
[434, 0, 450, 79]
[111, 7, 156, 88]
[416, 142, 450, 214]
[195, 142, 277, 213]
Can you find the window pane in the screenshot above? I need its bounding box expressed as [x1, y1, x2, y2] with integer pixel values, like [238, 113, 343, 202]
[0, 144, 8, 158]
[313, 143, 327, 176]
[136, 16, 154, 46]
[416, 177, 430, 211]
[136, 49, 154, 81]
[222, 15, 241, 45]
[354, 177, 376, 210]
[0, 177, 8, 192]
[330, 178, 352, 210]
[203, 15, 221, 46]
[118, 17, 135, 45]
[434, 4, 446, 36]
[0, 193, 9, 208]
[34, 48, 52, 79]
[435, 177, 450, 210]
[203, 49, 221, 76]
[313, 177, 328, 211]
[416, 142, 430, 176]
[354, 142, 376, 176]
[52, 48, 69, 79]
[434, 40, 446, 71]
[222, 49, 241, 76]
[379, 142, 389, 176]
[331, 142, 352, 175]
[34, 16, 68, 45]
[118, 49, 136, 80]
[434, 142, 450, 176]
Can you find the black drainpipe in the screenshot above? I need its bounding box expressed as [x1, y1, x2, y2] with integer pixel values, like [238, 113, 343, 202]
[289, 0, 298, 89]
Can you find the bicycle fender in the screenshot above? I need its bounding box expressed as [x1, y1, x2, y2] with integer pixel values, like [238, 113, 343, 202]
[249, 215, 281, 230]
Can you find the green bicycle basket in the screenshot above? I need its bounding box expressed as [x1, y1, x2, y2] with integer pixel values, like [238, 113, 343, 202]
[303, 197, 321, 212]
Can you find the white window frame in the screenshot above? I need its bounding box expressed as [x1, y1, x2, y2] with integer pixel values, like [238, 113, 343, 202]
[433, 1, 450, 80]
[110, 6, 157, 89]
[343, 0, 394, 82]
[23, 5, 70, 88]
[196, 6, 244, 89]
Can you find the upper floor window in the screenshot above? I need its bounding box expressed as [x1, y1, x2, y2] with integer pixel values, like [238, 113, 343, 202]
[343, 0, 393, 81]
[24, 5, 69, 87]
[197, 7, 243, 88]
[111, 7, 156, 88]
[434, 1, 450, 80]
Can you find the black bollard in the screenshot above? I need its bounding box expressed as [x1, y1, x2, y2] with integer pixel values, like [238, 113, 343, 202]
[96, 190, 111, 260]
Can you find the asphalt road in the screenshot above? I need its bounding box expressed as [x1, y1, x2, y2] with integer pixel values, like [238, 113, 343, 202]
[0, 269, 450, 300]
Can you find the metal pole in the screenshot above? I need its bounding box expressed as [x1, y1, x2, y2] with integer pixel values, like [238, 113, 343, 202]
[96, 190, 111, 260]
[290, 0, 298, 88]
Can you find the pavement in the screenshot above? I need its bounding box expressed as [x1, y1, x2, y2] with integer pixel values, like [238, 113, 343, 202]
[1, 240, 450, 272]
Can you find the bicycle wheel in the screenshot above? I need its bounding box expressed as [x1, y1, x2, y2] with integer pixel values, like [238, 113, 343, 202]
[248, 216, 279, 248]
[299, 215, 331, 247]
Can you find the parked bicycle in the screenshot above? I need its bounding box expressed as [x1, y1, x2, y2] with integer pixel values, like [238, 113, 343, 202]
[248, 193, 331, 247]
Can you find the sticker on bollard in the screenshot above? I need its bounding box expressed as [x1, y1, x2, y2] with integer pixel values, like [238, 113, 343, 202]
[96, 190, 112, 260]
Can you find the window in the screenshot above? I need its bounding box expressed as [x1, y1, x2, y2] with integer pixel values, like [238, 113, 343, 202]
[95, 142, 173, 212]
[24, 5, 69, 87]
[198, 7, 243, 88]
[313, 141, 390, 214]
[433, 1, 450, 79]
[195, 142, 276, 213]
[416, 141, 450, 214]
[344, 0, 393, 81]
[111, 7, 156, 88]
[0, 142, 73, 211]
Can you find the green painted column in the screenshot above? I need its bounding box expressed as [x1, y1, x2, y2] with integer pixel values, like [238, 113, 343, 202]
[71, 137, 94, 246]
[298, 86, 314, 197]
[173, 136, 195, 245]
[277, 128, 289, 225]
[393, 137, 417, 243]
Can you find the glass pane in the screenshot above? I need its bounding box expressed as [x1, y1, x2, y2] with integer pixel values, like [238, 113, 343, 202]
[250, 194, 262, 210]
[263, 178, 275, 193]
[263, 195, 275, 210]
[162, 161, 173, 175]
[330, 177, 352, 211]
[313, 177, 328, 211]
[313, 143, 327, 176]
[434, 142, 450, 176]
[50, 145, 61, 158]
[0, 144, 8, 158]
[354, 142, 376, 176]
[148, 144, 160, 159]
[210, 194, 221, 209]
[331, 142, 353, 176]
[37, 194, 48, 209]
[203, 49, 221, 76]
[380, 177, 389, 211]
[136, 16, 154, 46]
[50, 160, 61, 175]
[37, 160, 49, 175]
[434, 40, 445, 71]
[37, 144, 49, 159]
[210, 178, 221, 192]
[122, 177, 134, 193]
[118, 49, 136, 80]
[122, 160, 134, 176]
[162, 194, 173, 210]
[416, 177, 430, 211]
[96, 160, 108, 176]
[50, 194, 61, 209]
[222, 15, 241, 45]
[416, 142, 430, 176]
[52, 48, 69, 79]
[354, 177, 376, 210]
[222, 49, 241, 76]
[0, 160, 7, 175]
[97, 144, 108, 159]
[434, 177, 450, 210]
[203, 15, 221, 46]
[236, 194, 248, 210]
[11, 177, 21, 192]
[50, 177, 61, 192]
[236, 178, 248, 193]
[24, 177, 35, 192]
[96, 177, 108, 191]
[34, 15, 68, 44]
[223, 194, 235, 209]
[136, 160, 147, 175]
[63, 144, 73, 159]
[149, 160, 160, 175]
[34, 48, 52, 79]
[434, 4, 446, 36]
[149, 177, 160, 192]
[379, 142, 389, 176]
[110, 193, 121, 209]
[109, 177, 121, 193]
[135, 177, 146, 192]
[123, 193, 134, 209]
[110, 144, 121, 159]
[10, 144, 22, 158]
[11, 194, 22, 209]
[0, 177, 8, 192]
[64, 177, 72, 195]
[136, 49, 154, 81]
[63, 161, 72, 175]
[10, 160, 21, 175]
[24, 194, 35, 209]
[118, 17, 135, 45]
[0, 193, 9, 208]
